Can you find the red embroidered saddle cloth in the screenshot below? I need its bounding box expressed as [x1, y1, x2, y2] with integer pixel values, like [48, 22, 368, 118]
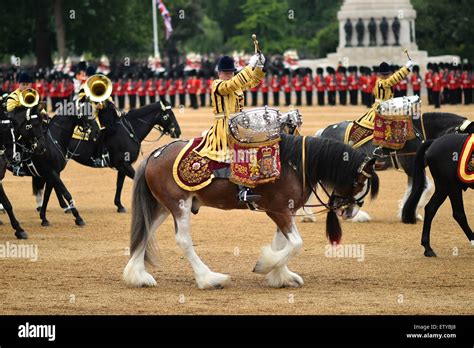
[373, 113, 415, 150]
[172, 137, 281, 191]
[172, 137, 228, 191]
[343, 122, 374, 148]
[458, 133, 474, 184]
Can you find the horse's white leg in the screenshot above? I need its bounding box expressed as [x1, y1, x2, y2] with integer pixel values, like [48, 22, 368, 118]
[123, 210, 169, 287]
[175, 198, 230, 289]
[398, 179, 413, 220]
[254, 219, 303, 287]
[35, 188, 44, 210]
[415, 176, 434, 221]
[298, 193, 316, 223]
[265, 228, 304, 288]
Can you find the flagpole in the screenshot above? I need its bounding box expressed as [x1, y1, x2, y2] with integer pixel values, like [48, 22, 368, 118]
[152, 0, 160, 59]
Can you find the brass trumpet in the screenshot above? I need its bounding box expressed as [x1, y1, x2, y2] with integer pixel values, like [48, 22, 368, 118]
[19, 88, 40, 108]
[84, 74, 112, 103]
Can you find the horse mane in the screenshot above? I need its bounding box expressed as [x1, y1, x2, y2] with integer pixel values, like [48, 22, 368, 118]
[420, 112, 468, 137]
[279, 134, 367, 189]
[125, 99, 167, 119]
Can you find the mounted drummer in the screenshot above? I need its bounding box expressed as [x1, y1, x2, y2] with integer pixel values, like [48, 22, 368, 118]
[355, 56, 414, 130]
[194, 35, 266, 204]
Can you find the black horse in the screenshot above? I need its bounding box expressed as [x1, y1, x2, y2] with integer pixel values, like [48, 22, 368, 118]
[0, 105, 47, 239]
[24, 110, 94, 227]
[315, 112, 473, 222]
[402, 134, 474, 257]
[35, 99, 181, 213]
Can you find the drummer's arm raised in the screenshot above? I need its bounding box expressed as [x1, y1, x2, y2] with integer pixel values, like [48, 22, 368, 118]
[215, 66, 265, 95]
[379, 66, 410, 88]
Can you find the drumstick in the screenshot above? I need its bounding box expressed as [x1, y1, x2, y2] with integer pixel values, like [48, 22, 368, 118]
[252, 34, 261, 55]
[404, 48, 412, 61]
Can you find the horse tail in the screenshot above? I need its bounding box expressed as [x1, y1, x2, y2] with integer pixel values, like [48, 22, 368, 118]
[402, 140, 434, 224]
[326, 210, 342, 245]
[124, 157, 160, 287]
[130, 158, 160, 265]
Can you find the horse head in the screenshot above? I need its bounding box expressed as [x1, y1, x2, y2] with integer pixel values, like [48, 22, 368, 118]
[323, 155, 378, 245]
[155, 98, 181, 139]
[11, 104, 47, 155]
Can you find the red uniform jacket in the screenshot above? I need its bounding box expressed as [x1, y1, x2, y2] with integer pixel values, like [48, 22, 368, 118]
[271, 76, 280, 92]
[336, 74, 348, 91]
[425, 71, 433, 89]
[137, 81, 147, 97]
[399, 78, 408, 91]
[146, 79, 155, 96]
[167, 79, 176, 96]
[347, 74, 358, 91]
[303, 75, 313, 92]
[411, 74, 421, 91]
[315, 75, 326, 92]
[176, 79, 186, 95]
[432, 73, 442, 92]
[447, 73, 459, 90]
[325, 75, 337, 92]
[261, 78, 269, 93]
[292, 76, 302, 92]
[280, 76, 291, 93]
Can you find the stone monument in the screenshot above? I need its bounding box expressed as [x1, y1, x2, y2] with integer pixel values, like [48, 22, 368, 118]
[299, 0, 460, 75]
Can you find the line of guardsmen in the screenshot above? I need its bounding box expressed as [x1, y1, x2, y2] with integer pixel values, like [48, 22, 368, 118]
[1, 63, 472, 111]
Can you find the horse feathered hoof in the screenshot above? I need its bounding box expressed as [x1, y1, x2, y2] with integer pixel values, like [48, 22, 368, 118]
[41, 220, 50, 227]
[424, 249, 437, 257]
[15, 230, 28, 239]
[75, 219, 86, 227]
[117, 206, 127, 213]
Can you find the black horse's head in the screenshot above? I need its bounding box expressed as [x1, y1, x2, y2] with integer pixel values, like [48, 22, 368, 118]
[329, 156, 379, 220]
[155, 98, 181, 139]
[11, 105, 47, 155]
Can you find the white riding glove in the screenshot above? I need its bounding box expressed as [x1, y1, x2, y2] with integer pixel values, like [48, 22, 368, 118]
[405, 59, 414, 70]
[249, 53, 265, 68]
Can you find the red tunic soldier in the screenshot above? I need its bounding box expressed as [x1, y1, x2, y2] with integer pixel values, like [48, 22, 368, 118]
[411, 65, 422, 97]
[270, 73, 280, 106]
[347, 66, 359, 105]
[261, 76, 269, 106]
[325, 67, 337, 106]
[336, 66, 348, 105]
[431, 65, 442, 108]
[461, 64, 472, 105]
[425, 64, 433, 105]
[303, 68, 313, 106]
[281, 69, 292, 106]
[315, 67, 326, 106]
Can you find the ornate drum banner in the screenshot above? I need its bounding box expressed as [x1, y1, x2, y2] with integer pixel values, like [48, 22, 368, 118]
[373, 96, 418, 150]
[228, 136, 281, 187]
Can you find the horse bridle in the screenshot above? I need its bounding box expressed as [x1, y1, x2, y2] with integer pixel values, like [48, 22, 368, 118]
[302, 142, 373, 213]
[14, 108, 44, 154]
[123, 101, 175, 143]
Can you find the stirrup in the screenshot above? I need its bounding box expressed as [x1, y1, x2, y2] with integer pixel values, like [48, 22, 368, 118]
[237, 187, 261, 210]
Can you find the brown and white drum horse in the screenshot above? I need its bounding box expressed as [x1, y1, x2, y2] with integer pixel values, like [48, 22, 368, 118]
[124, 134, 379, 289]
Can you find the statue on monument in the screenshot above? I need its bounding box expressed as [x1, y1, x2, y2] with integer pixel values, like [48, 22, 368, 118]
[344, 18, 353, 47]
[356, 18, 364, 47]
[380, 17, 389, 46]
[392, 17, 401, 46]
[368, 17, 377, 46]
